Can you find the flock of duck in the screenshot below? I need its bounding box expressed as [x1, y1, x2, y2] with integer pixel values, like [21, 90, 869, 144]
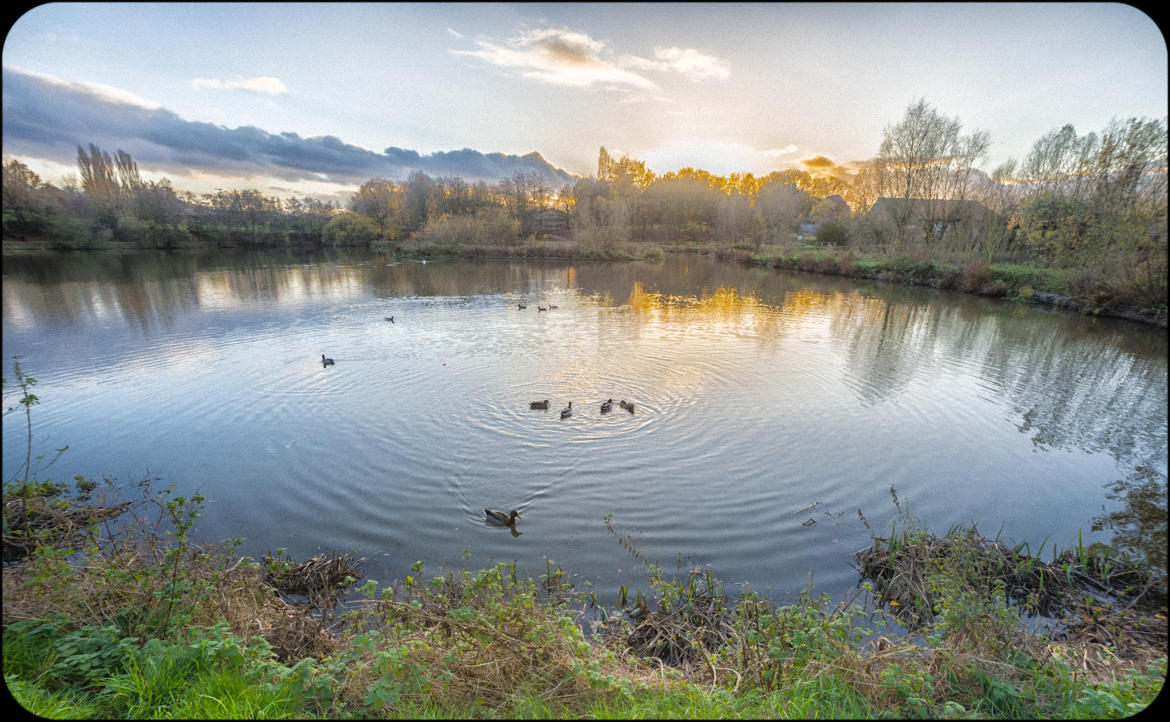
[528, 398, 635, 417]
[321, 303, 634, 529]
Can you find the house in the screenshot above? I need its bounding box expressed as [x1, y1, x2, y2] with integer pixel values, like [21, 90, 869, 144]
[867, 198, 991, 232]
[794, 195, 851, 240]
[812, 194, 850, 222]
[533, 208, 569, 236]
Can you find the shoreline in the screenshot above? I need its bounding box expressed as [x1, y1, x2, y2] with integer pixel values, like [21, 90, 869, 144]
[5, 238, 1167, 329]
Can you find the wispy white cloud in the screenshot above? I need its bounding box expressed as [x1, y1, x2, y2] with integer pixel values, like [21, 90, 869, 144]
[446, 27, 464, 39]
[763, 145, 798, 157]
[452, 27, 659, 91]
[621, 46, 731, 82]
[190, 76, 288, 95]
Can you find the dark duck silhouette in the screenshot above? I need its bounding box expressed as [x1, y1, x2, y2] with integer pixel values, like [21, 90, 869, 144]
[619, 399, 635, 412]
[321, 354, 335, 366]
[529, 399, 550, 409]
[600, 398, 614, 413]
[560, 401, 573, 418]
[485, 509, 521, 525]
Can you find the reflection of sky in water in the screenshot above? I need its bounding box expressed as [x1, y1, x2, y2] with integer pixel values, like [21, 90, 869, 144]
[2, 250, 1166, 603]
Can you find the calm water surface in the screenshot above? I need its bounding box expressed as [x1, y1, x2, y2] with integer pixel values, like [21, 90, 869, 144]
[3, 249, 1166, 604]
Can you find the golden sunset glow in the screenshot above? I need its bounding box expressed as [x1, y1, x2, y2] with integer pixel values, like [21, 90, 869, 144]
[3, 4, 1162, 200]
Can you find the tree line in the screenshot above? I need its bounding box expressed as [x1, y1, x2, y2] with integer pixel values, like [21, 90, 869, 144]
[3, 100, 1165, 299]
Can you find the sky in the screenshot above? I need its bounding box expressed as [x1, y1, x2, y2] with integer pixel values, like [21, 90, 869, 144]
[2, 2, 1166, 201]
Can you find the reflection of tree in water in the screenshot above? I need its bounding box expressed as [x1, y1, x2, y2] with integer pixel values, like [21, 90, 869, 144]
[827, 286, 1166, 468]
[827, 289, 1167, 568]
[991, 323, 1166, 467]
[835, 298, 943, 406]
[1091, 465, 1167, 587]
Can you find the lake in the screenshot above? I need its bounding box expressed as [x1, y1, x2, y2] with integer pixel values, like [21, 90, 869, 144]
[2, 249, 1166, 606]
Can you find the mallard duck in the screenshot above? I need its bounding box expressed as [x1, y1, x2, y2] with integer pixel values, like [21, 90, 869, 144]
[485, 508, 521, 525]
[321, 354, 335, 366]
[518, 303, 527, 309]
[548, 304, 558, 309]
[530, 399, 550, 409]
[385, 316, 394, 322]
[560, 401, 573, 418]
[600, 398, 613, 413]
[537, 306, 548, 312]
[619, 400, 635, 412]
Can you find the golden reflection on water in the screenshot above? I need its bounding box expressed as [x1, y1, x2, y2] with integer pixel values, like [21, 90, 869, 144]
[626, 281, 791, 338]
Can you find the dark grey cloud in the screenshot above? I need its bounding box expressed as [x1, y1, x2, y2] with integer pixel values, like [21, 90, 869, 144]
[2, 67, 577, 186]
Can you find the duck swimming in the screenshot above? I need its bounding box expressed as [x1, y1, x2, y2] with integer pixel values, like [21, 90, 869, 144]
[537, 306, 548, 312]
[321, 354, 335, 366]
[600, 398, 613, 413]
[529, 399, 550, 409]
[385, 316, 394, 322]
[560, 401, 573, 418]
[619, 400, 635, 412]
[518, 303, 527, 309]
[485, 509, 521, 525]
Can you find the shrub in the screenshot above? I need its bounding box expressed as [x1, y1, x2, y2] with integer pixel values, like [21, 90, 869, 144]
[836, 250, 860, 276]
[416, 207, 520, 246]
[323, 212, 379, 246]
[961, 263, 994, 293]
[816, 220, 847, 246]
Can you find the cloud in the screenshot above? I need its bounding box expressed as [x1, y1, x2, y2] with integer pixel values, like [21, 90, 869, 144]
[763, 145, 798, 157]
[799, 154, 835, 168]
[1, 67, 577, 187]
[446, 27, 464, 39]
[190, 76, 288, 95]
[451, 26, 658, 91]
[8, 66, 162, 109]
[621, 46, 731, 82]
[798, 154, 862, 181]
[450, 26, 730, 97]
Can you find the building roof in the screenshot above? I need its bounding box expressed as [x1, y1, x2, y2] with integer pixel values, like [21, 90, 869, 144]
[868, 197, 990, 221]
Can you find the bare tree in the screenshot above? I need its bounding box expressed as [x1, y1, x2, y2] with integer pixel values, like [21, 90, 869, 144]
[877, 99, 990, 244]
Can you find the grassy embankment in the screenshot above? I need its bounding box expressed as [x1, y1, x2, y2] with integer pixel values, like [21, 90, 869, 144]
[379, 232, 1167, 327]
[6, 226, 1164, 327]
[3, 366, 1165, 721]
[374, 236, 666, 263]
[672, 241, 1167, 328]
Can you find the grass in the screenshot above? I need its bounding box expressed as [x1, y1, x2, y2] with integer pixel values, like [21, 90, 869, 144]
[3, 499, 1164, 718]
[698, 241, 1166, 326]
[383, 237, 665, 262]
